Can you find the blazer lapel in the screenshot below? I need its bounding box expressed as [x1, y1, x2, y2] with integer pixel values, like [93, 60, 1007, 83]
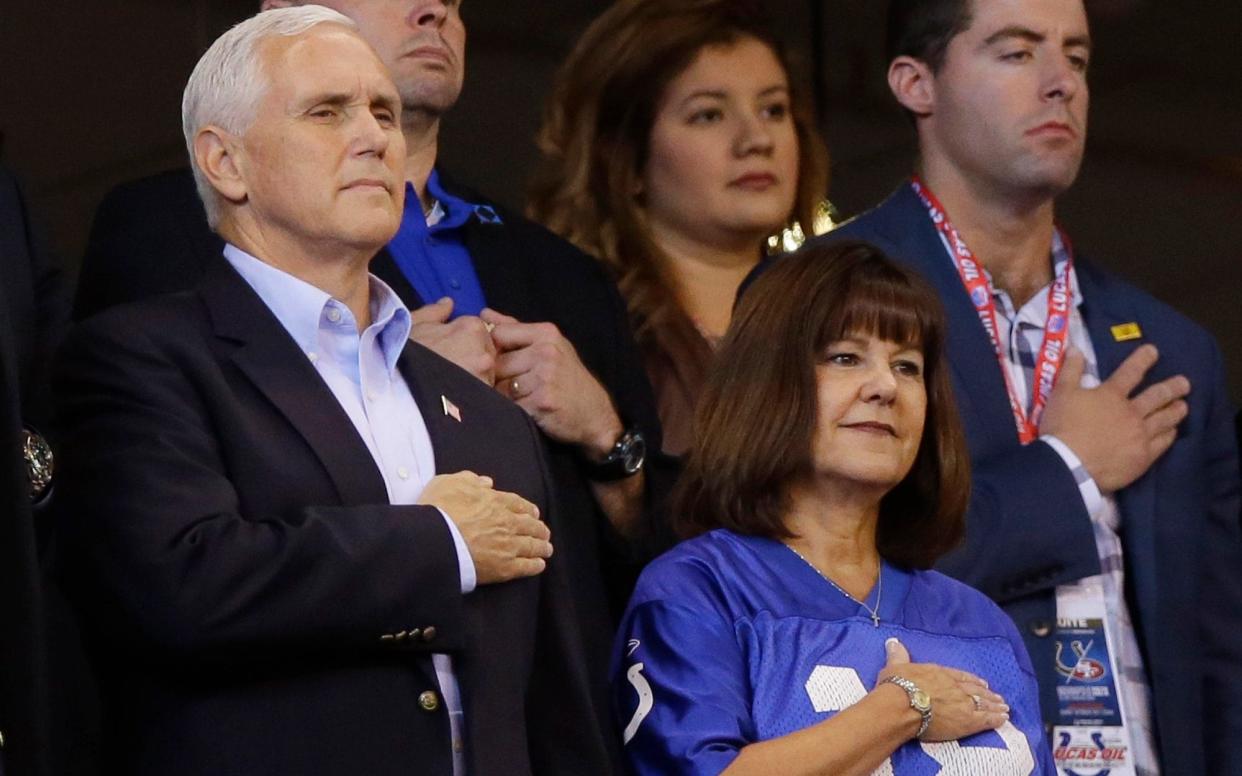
[1076, 260, 1146, 393]
[1076, 260, 1159, 630]
[198, 260, 388, 506]
[396, 344, 479, 477]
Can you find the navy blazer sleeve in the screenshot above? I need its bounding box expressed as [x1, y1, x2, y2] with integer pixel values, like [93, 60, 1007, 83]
[1195, 340, 1242, 771]
[1, 165, 72, 776]
[1, 169, 71, 435]
[523, 414, 622, 773]
[936, 437, 1099, 602]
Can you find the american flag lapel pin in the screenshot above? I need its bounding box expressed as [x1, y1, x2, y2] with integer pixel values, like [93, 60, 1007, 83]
[441, 395, 462, 422]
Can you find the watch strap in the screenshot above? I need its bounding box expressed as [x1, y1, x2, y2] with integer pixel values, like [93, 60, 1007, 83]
[585, 427, 646, 482]
[883, 675, 932, 739]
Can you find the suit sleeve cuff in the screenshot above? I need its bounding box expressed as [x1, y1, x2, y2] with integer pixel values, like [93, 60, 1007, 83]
[1039, 434, 1106, 518]
[436, 508, 477, 594]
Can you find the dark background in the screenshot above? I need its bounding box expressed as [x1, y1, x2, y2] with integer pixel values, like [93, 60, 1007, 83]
[2, 1, 1239, 397]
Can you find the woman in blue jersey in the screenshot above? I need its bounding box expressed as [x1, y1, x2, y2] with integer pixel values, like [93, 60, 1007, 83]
[614, 241, 1055, 775]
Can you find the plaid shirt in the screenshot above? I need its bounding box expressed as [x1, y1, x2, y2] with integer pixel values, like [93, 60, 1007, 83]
[985, 233, 1159, 775]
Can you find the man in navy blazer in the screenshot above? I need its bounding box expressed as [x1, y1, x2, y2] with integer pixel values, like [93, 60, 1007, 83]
[796, 0, 1242, 773]
[54, 9, 609, 774]
[75, 2, 674, 734]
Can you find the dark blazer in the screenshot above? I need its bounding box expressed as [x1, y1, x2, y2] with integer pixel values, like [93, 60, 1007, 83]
[810, 185, 1242, 776]
[0, 167, 97, 776]
[54, 257, 611, 776]
[0, 166, 56, 776]
[77, 167, 674, 756]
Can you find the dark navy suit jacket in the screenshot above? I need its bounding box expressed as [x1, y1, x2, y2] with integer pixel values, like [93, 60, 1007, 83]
[806, 184, 1242, 776]
[75, 168, 676, 764]
[53, 259, 612, 775]
[0, 167, 99, 776]
[0, 166, 58, 776]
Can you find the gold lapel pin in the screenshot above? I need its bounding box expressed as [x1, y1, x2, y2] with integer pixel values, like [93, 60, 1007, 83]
[1110, 322, 1142, 342]
[441, 396, 462, 422]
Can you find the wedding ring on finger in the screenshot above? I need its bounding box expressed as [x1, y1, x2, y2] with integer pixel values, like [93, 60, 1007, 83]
[511, 378, 521, 397]
[971, 694, 984, 712]
[484, 321, 496, 334]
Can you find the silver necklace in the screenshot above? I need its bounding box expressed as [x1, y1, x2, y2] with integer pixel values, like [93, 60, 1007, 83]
[786, 545, 883, 627]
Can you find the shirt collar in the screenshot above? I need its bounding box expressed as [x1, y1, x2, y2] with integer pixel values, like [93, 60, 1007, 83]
[368, 276, 412, 374]
[222, 243, 412, 373]
[976, 229, 1084, 319]
[425, 169, 471, 229]
[410, 169, 502, 231]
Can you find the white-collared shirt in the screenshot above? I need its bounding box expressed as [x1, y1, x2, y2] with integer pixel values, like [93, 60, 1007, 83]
[959, 233, 1159, 776]
[224, 243, 473, 775]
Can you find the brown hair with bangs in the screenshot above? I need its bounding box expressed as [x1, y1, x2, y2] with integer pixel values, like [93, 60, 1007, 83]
[527, 0, 829, 350]
[674, 240, 970, 569]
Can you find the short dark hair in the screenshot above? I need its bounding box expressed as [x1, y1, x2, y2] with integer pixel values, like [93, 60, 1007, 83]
[674, 241, 970, 569]
[886, 0, 974, 72]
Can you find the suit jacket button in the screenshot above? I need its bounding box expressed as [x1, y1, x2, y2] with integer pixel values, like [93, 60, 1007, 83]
[418, 690, 440, 712]
[1029, 619, 1053, 638]
[422, 626, 437, 643]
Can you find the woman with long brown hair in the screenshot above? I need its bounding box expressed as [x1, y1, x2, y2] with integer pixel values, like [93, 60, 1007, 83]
[528, 0, 829, 455]
[613, 242, 1054, 775]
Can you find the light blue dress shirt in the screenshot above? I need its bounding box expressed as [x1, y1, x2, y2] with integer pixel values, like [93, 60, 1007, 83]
[224, 243, 474, 774]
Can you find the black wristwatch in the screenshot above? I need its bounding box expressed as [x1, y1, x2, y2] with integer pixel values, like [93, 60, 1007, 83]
[586, 428, 646, 482]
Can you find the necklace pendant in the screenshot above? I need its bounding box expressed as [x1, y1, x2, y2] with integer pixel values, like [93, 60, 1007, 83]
[784, 544, 883, 628]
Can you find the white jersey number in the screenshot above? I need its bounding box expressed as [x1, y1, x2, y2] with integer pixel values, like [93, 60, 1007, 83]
[623, 662, 654, 744]
[805, 665, 1035, 775]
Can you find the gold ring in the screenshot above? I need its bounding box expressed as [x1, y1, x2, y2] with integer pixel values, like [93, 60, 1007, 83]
[971, 694, 983, 712]
[511, 378, 521, 396]
[484, 321, 496, 334]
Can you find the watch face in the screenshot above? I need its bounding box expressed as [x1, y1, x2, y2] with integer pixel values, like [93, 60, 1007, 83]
[912, 689, 931, 712]
[590, 429, 647, 481]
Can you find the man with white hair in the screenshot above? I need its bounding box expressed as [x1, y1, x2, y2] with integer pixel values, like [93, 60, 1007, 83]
[54, 8, 611, 775]
[76, 5, 673, 751]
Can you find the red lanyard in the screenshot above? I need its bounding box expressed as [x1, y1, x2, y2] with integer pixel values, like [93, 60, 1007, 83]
[910, 177, 1074, 444]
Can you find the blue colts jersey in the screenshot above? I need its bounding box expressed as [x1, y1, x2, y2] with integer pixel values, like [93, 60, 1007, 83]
[614, 530, 1055, 775]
